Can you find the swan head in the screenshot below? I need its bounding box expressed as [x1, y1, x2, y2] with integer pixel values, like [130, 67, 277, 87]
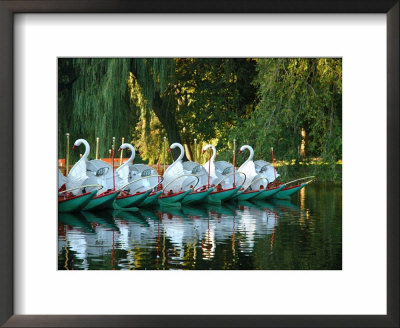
[118, 143, 134, 152]
[238, 145, 253, 155]
[202, 144, 213, 154]
[72, 138, 87, 151]
[169, 142, 182, 152]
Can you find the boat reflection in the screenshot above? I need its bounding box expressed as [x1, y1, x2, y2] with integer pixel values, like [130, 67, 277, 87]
[58, 200, 302, 270]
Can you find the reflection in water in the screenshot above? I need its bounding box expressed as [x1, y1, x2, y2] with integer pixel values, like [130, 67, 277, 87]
[58, 183, 342, 270]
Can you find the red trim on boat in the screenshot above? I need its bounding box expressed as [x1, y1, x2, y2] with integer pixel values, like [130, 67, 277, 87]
[282, 183, 302, 191]
[242, 189, 261, 194]
[117, 190, 147, 200]
[265, 185, 281, 191]
[159, 190, 186, 199]
[58, 191, 92, 203]
[189, 189, 210, 195]
[210, 187, 236, 194]
[93, 190, 118, 199]
[267, 181, 283, 188]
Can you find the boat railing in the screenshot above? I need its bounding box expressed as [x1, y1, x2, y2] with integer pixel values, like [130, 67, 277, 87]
[162, 174, 199, 193]
[58, 184, 103, 196]
[283, 176, 315, 187]
[214, 171, 247, 189]
[119, 175, 164, 193]
[243, 176, 270, 192]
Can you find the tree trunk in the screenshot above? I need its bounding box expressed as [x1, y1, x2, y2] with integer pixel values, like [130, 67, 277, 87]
[183, 143, 193, 162]
[152, 91, 187, 161]
[130, 61, 186, 161]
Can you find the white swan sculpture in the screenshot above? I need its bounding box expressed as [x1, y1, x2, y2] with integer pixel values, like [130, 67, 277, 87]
[85, 158, 114, 195]
[254, 160, 280, 184]
[66, 139, 90, 195]
[162, 143, 197, 194]
[238, 145, 268, 190]
[116, 143, 160, 194]
[115, 143, 135, 190]
[68, 138, 113, 195]
[202, 145, 219, 184]
[202, 144, 244, 189]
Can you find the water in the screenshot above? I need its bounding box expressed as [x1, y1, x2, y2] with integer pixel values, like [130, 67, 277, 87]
[58, 183, 342, 270]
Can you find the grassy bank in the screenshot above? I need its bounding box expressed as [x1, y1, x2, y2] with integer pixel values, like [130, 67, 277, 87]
[275, 161, 342, 184]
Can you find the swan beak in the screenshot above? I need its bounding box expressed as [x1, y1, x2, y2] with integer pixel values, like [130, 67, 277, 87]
[72, 145, 76, 151]
[118, 148, 122, 152]
[238, 150, 242, 154]
[168, 148, 172, 152]
[202, 150, 205, 154]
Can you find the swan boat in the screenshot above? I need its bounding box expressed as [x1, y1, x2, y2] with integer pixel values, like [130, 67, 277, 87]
[252, 184, 286, 200]
[182, 186, 214, 205]
[253, 159, 314, 199]
[113, 144, 162, 209]
[159, 143, 199, 207]
[202, 144, 244, 204]
[66, 139, 120, 211]
[58, 187, 98, 213]
[272, 178, 314, 199]
[159, 189, 192, 207]
[207, 185, 242, 203]
[116, 163, 162, 208]
[181, 160, 214, 205]
[83, 189, 120, 211]
[58, 158, 105, 213]
[139, 190, 163, 207]
[234, 145, 268, 201]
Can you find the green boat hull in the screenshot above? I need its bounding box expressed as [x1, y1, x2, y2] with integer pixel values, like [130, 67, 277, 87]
[158, 189, 192, 207]
[273, 183, 306, 199]
[115, 190, 150, 208]
[138, 190, 163, 207]
[83, 190, 119, 211]
[181, 188, 214, 205]
[236, 189, 262, 201]
[207, 186, 241, 204]
[58, 190, 97, 213]
[252, 185, 285, 200]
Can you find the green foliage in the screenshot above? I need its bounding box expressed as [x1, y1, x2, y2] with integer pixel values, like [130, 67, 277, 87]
[230, 58, 342, 168]
[131, 58, 175, 135]
[58, 58, 136, 161]
[174, 58, 256, 155]
[132, 111, 166, 164]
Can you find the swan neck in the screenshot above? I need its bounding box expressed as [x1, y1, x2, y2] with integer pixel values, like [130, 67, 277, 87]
[242, 146, 253, 166]
[176, 143, 184, 162]
[211, 146, 216, 162]
[77, 140, 90, 165]
[119, 145, 135, 170]
[248, 147, 254, 161]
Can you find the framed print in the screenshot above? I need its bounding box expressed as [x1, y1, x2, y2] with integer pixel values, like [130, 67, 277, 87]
[1, 1, 398, 327]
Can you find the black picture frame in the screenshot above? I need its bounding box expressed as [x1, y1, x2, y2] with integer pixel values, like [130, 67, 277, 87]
[0, 1, 398, 327]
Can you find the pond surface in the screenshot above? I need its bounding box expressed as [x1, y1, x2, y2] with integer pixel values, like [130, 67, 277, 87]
[58, 183, 342, 270]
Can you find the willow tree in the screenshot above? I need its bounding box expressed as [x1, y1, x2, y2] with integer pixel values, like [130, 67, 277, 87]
[231, 58, 342, 168]
[58, 58, 136, 161]
[128, 58, 184, 160]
